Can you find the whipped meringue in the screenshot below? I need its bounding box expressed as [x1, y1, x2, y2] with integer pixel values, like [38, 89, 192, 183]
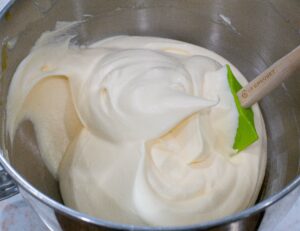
[7, 31, 267, 226]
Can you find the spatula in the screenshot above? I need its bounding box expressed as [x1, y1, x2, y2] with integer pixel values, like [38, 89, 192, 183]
[227, 45, 300, 152]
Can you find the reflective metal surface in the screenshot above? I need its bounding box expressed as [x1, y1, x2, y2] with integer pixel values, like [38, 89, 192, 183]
[0, 0, 300, 230]
[0, 165, 18, 200]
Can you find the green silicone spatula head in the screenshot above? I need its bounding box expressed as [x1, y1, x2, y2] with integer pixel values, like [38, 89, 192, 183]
[227, 45, 300, 152]
[227, 65, 258, 152]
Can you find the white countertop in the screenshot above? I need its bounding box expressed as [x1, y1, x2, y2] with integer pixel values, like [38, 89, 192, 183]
[0, 194, 47, 231]
[0, 185, 299, 231]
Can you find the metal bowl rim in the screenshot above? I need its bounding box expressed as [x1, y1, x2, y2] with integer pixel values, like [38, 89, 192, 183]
[0, 150, 300, 230]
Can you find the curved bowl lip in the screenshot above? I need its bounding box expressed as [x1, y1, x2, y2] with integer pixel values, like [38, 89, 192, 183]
[0, 151, 300, 230]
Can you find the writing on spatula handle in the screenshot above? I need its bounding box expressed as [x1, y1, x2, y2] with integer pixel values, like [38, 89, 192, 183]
[238, 45, 300, 108]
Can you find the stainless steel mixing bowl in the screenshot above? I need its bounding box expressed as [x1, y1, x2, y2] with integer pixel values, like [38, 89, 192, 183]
[0, 0, 300, 230]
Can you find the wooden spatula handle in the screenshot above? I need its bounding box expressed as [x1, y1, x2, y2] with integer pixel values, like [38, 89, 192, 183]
[237, 45, 300, 108]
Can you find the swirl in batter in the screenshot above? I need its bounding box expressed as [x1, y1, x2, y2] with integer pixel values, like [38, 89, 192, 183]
[7, 31, 267, 226]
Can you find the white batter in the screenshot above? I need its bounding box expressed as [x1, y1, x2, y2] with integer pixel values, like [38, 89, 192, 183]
[6, 27, 267, 226]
